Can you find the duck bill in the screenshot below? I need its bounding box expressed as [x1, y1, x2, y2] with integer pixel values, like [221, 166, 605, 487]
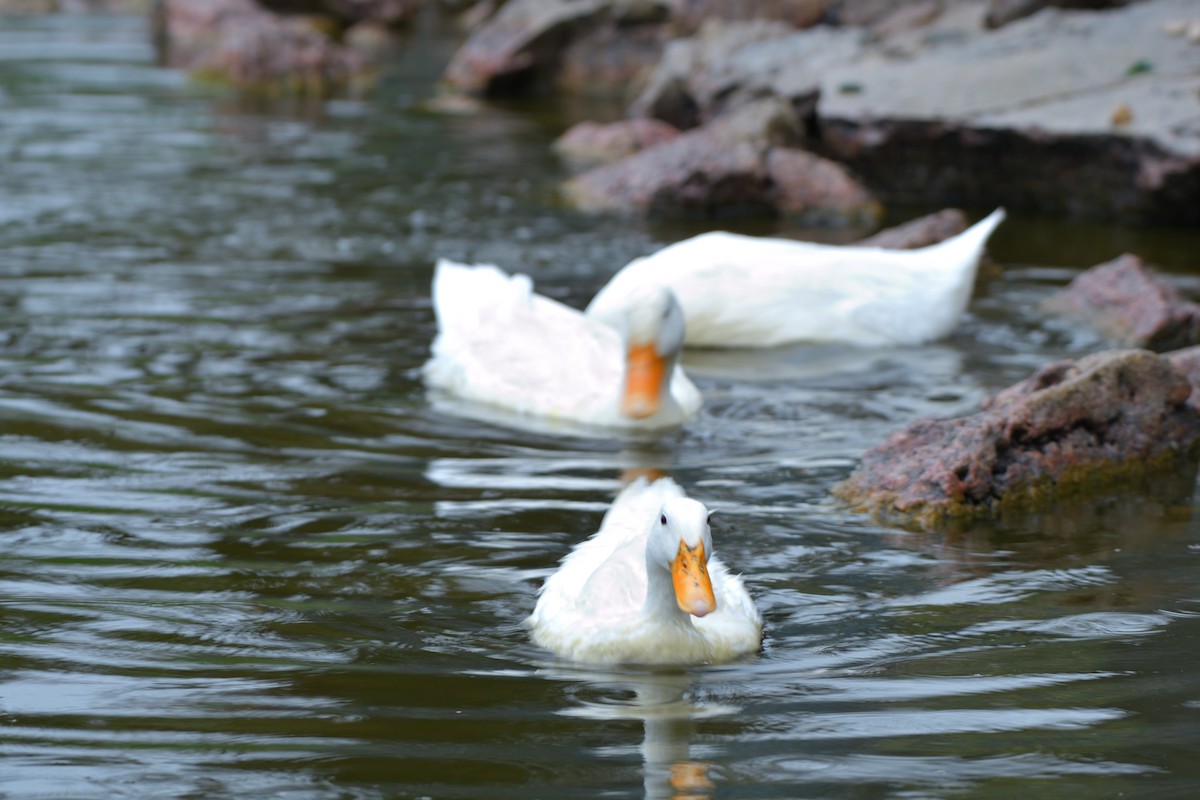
[621, 342, 666, 419]
[671, 540, 716, 618]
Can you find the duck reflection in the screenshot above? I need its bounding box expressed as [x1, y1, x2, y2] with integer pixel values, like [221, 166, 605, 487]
[552, 668, 735, 800]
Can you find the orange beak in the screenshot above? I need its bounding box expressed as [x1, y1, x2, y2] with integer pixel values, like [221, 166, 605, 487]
[671, 539, 716, 618]
[621, 342, 666, 419]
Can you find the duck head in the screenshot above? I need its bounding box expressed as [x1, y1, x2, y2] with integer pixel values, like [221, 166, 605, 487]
[619, 285, 686, 420]
[648, 496, 717, 618]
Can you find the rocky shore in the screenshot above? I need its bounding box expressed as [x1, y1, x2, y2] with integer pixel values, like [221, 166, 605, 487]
[127, 0, 1200, 223]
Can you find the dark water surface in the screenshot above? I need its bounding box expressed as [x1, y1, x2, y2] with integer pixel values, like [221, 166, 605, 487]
[3, 13, 1200, 800]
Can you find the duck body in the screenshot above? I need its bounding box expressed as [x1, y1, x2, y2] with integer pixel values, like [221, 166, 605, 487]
[528, 477, 762, 665]
[586, 208, 1006, 348]
[423, 259, 701, 431]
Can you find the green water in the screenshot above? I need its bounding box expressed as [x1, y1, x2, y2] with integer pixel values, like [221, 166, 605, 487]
[2, 12, 1200, 800]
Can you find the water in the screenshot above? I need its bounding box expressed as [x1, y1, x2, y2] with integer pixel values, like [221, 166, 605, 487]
[2, 12, 1200, 800]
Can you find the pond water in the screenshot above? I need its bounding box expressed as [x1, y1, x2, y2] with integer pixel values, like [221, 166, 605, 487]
[3, 12, 1200, 800]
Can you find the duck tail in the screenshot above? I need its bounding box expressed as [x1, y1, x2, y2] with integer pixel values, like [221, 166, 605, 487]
[926, 207, 1006, 263]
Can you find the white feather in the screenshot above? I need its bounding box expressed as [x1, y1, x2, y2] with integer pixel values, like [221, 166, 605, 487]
[527, 477, 762, 665]
[586, 208, 1006, 347]
[423, 259, 701, 431]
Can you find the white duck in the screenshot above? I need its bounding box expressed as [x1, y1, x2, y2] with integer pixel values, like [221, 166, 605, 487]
[423, 259, 701, 431]
[586, 208, 1006, 348]
[528, 477, 762, 665]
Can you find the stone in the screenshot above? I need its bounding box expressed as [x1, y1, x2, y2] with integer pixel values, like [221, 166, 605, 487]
[629, 20, 863, 129]
[553, 118, 682, 169]
[155, 0, 372, 95]
[670, 0, 827, 34]
[818, 0, 1200, 223]
[1043, 253, 1200, 351]
[765, 147, 882, 223]
[254, 0, 420, 27]
[833, 349, 1200, 525]
[562, 98, 880, 222]
[440, 0, 609, 94]
[1166, 345, 1200, 411]
[853, 207, 969, 248]
[984, 0, 1136, 30]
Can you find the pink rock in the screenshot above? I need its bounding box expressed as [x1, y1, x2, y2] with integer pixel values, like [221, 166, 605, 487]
[553, 119, 682, 169]
[1044, 253, 1200, 351]
[833, 349, 1200, 525]
[156, 0, 371, 94]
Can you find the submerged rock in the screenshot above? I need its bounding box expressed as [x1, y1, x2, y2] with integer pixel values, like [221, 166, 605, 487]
[833, 349, 1200, 526]
[1044, 253, 1200, 351]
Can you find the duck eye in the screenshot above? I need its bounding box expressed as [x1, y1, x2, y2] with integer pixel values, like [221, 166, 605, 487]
[660, 514, 667, 526]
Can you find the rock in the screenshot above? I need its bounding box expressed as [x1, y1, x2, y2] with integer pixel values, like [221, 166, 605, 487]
[1166, 345, 1200, 411]
[984, 0, 1136, 30]
[562, 98, 880, 222]
[670, 0, 827, 34]
[1044, 253, 1200, 351]
[155, 0, 372, 95]
[630, 20, 864, 129]
[866, 0, 944, 38]
[556, 18, 670, 96]
[824, 0, 923, 27]
[553, 118, 682, 169]
[440, 0, 610, 94]
[253, 0, 420, 27]
[853, 207, 969, 248]
[765, 147, 882, 223]
[833, 349, 1200, 525]
[818, 0, 1200, 224]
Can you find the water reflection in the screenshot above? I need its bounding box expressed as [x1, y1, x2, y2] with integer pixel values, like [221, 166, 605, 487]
[553, 667, 732, 800]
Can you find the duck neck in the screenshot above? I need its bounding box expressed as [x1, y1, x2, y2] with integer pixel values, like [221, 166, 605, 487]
[642, 549, 691, 627]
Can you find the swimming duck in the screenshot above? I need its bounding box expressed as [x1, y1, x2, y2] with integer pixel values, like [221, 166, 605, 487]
[586, 208, 1006, 348]
[528, 477, 762, 665]
[423, 259, 701, 431]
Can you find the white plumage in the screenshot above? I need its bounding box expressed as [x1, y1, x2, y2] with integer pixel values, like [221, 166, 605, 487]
[586, 208, 1006, 348]
[528, 477, 762, 665]
[423, 259, 701, 431]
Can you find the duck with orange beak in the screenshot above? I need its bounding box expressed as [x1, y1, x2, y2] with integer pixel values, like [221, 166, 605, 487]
[528, 477, 762, 665]
[424, 260, 700, 432]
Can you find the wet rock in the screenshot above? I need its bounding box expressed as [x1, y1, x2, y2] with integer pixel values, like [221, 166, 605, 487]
[1166, 345, 1200, 411]
[1044, 253, 1200, 351]
[819, 0, 1200, 223]
[440, 0, 610, 94]
[833, 349, 1200, 525]
[254, 0, 420, 27]
[853, 208, 969, 248]
[630, 20, 863, 129]
[562, 98, 880, 222]
[984, 0, 1135, 30]
[553, 118, 681, 169]
[556, 19, 670, 96]
[155, 0, 372, 95]
[765, 147, 882, 223]
[670, 0, 827, 33]
[441, 0, 836, 99]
